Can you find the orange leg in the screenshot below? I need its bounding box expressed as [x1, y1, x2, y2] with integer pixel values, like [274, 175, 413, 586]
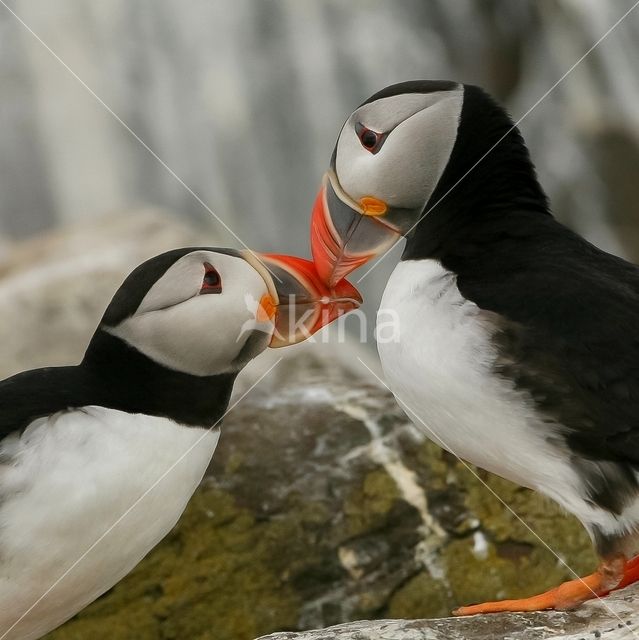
[453, 554, 632, 616]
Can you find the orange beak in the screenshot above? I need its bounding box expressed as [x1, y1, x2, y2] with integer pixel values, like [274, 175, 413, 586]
[310, 172, 400, 288]
[243, 252, 362, 348]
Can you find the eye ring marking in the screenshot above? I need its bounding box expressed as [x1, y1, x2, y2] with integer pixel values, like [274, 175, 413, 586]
[201, 262, 222, 294]
[355, 122, 387, 154]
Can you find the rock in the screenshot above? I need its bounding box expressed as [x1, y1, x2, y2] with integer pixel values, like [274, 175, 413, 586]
[0, 214, 607, 639]
[256, 584, 639, 639]
[43, 336, 635, 640]
[44, 341, 600, 640]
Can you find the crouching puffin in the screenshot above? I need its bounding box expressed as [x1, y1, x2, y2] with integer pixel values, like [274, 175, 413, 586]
[0, 247, 360, 640]
[310, 80, 639, 614]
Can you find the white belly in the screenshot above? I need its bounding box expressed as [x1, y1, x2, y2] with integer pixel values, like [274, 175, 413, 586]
[0, 406, 219, 640]
[377, 259, 622, 534]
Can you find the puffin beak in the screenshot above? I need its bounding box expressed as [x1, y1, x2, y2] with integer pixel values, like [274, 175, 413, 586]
[311, 171, 401, 288]
[242, 251, 362, 348]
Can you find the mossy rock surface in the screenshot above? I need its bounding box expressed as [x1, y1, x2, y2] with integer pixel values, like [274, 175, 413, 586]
[45, 352, 594, 640]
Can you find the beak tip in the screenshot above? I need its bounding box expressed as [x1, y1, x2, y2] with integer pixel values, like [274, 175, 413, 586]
[332, 277, 363, 306]
[255, 252, 362, 347]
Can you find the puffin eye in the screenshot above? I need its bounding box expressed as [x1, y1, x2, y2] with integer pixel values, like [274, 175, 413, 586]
[355, 122, 384, 154]
[201, 262, 222, 294]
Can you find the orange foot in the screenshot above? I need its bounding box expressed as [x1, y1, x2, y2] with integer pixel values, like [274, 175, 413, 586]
[453, 554, 639, 616]
[614, 554, 639, 591]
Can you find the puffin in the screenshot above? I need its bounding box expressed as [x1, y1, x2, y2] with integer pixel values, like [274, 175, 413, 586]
[0, 246, 360, 640]
[309, 80, 639, 614]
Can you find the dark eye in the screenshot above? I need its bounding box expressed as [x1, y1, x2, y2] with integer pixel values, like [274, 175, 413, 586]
[201, 262, 222, 294]
[355, 122, 384, 153]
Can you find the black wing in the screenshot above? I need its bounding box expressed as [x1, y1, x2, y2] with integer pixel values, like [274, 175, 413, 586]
[448, 213, 639, 470]
[0, 366, 87, 439]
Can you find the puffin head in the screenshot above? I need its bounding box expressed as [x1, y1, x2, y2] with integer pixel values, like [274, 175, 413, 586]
[311, 80, 547, 286]
[87, 248, 361, 377]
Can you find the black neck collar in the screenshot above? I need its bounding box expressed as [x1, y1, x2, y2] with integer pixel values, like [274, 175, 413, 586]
[0, 330, 236, 434]
[403, 84, 550, 263]
[81, 330, 236, 426]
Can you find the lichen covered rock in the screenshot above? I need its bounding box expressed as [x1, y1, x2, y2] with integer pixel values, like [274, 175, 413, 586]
[257, 583, 639, 639]
[43, 348, 597, 640]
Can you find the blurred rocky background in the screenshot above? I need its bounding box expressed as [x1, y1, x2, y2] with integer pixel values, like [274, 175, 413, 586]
[0, 0, 638, 326]
[0, 1, 637, 639]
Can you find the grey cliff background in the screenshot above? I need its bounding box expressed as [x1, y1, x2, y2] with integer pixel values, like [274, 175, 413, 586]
[0, 0, 638, 326]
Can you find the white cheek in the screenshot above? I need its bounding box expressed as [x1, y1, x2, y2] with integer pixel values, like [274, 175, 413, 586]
[156, 295, 252, 369]
[335, 126, 372, 200]
[375, 96, 461, 208]
[110, 264, 274, 376]
[336, 91, 463, 210]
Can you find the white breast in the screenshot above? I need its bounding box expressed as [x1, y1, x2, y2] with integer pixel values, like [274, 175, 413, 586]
[0, 407, 219, 640]
[377, 259, 622, 536]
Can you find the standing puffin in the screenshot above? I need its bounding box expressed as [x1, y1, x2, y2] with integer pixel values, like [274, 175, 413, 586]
[0, 246, 359, 640]
[310, 80, 639, 613]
